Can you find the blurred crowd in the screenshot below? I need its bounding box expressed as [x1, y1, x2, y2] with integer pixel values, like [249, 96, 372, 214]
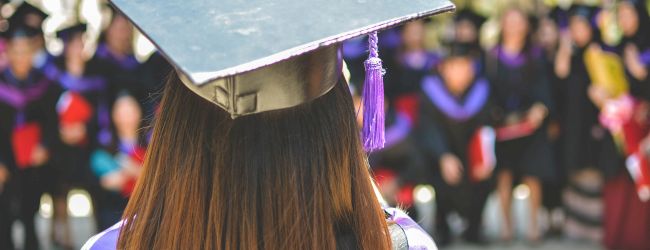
[0, 0, 648, 249]
[0, 1, 169, 249]
[346, 0, 650, 249]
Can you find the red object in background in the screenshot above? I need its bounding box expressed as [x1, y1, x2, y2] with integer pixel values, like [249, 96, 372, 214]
[495, 120, 535, 141]
[394, 94, 419, 124]
[625, 154, 650, 202]
[468, 126, 496, 183]
[12, 123, 41, 169]
[603, 173, 650, 249]
[396, 184, 414, 207]
[57, 91, 94, 126]
[121, 146, 146, 197]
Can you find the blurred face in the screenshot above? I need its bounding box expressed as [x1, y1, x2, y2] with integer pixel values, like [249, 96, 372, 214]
[7, 37, 35, 79]
[112, 95, 142, 137]
[455, 19, 478, 44]
[65, 34, 84, 61]
[106, 15, 134, 55]
[569, 16, 593, 47]
[60, 122, 87, 145]
[501, 9, 529, 44]
[440, 56, 475, 95]
[401, 20, 425, 51]
[618, 2, 639, 37]
[537, 18, 558, 49]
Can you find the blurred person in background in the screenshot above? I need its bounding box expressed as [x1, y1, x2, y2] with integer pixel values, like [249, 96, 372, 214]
[0, 17, 61, 250]
[486, 7, 554, 244]
[47, 22, 109, 249]
[417, 42, 493, 246]
[90, 93, 145, 231]
[390, 20, 441, 121]
[554, 4, 617, 242]
[601, 1, 650, 249]
[93, 7, 142, 107]
[9, 2, 53, 74]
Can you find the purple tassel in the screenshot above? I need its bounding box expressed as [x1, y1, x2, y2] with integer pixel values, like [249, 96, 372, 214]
[362, 32, 385, 152]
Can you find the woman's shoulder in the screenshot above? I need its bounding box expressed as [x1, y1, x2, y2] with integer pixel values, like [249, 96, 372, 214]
[385, 207, 438, 250]
[81, 221, 124, 250]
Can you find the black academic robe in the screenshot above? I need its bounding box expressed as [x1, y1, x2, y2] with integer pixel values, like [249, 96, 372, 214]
[485, 46, 555, 180]
[416, 75, 493, 242]
[561, 46, 621, 174]
[48, 56, 111, 196]
[0, 68, 61, 250]
[91, 43, 143, 106]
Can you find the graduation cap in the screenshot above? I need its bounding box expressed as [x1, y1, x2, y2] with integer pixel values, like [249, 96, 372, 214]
[109, 0, 455, 151]
[1, 13, 40, 40]
[56, 23, 87, 42]
[9, 2, 48, 32]
[454, 9, 486, 29]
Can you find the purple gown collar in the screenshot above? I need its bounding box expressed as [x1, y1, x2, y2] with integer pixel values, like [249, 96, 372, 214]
[384, 112, 412, 149]
[96, 43, 139, 70]
[422, 75, 489, 121]
[400, 51, 440, 71]
[0, 70, 51, 109]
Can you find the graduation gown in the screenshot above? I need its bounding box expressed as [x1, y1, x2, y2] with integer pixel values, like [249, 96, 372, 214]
[485, 46, 555, 180]
[91, 43, 143, 105]
[416, 74, 492, 241]
[47, 56, 111, 195]
[562, 46, 621, 173]
[0, 67, 61, 250]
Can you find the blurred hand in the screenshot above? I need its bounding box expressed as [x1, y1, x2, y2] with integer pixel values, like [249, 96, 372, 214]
[526, 103, 548, 129]
[60, 123, 87, 145]
[30, 144, 49, 167]
[624, 44, 648, 81]
[440, 153, 463, 186]
[101, 172, 126, 191]
[472, 164, 494, 181]
[121, 157, 142, 178]
[554, 32, 573, 78]
[0, 164, 9, 192]
[588, 84, 610, 108]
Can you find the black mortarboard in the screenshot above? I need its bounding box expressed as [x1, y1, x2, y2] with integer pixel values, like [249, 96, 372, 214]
[9, 2, 48, 32]
[110, 0, 454, 116]
[2, 13, 39, 40]
[56, 23, 87, 42]
[454, 9, 486, 29]
[110, 0, 455, 152]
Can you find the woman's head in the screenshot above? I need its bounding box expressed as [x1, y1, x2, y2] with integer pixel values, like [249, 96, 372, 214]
[106, 13, 134, 55]
[401, 20, 426, 51]
[118, 73, 391, 249]
[569, 15, 593, 48]
[500, 8, 530, 45]
[618, 1, 640, 37]
[7, 36, 35, 80]
[112, 93, 142, 138]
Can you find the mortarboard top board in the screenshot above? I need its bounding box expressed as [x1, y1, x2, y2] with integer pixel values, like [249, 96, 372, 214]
[1, 15, 39, 40]
[10, 2, 47, 32]
[109, 0, 455, 118]
[56, 23, 87, 41]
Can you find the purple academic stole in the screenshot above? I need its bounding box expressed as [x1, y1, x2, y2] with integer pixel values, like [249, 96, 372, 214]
[421, 75, 489, 121]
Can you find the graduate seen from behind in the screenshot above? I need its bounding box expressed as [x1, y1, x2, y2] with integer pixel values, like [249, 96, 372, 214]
[83, 0, 455, 249]
[417, 43, 494, 245]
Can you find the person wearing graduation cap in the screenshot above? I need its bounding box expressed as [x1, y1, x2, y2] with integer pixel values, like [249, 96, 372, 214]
[0, 17, 61, 250]
[416, 42, 493, 246]
[44, 22, 112, 249]
[9, 1, 53, 73]
[82, 0, 455, 249]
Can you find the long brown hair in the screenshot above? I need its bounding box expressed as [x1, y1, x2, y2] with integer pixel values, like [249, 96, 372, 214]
[117, 72, 391, 249]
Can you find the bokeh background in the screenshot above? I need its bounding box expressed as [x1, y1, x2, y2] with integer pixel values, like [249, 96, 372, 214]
[0, 0, 648, 249]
